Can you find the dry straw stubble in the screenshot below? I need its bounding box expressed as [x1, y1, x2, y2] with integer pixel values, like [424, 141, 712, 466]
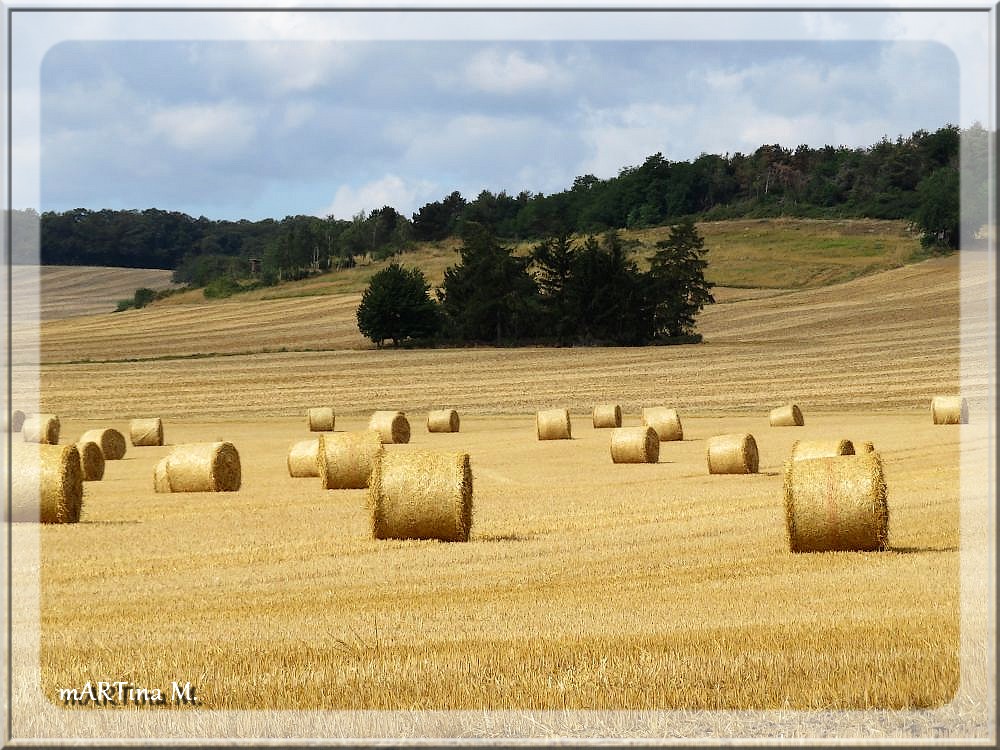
[427, 409, 460, 433]
[642, 407, 683, 441]
[931, 396, 968, 425]
[153, 442, 241, 493]
[536, 408, 572, 440]
[10, 442, 82, 523]
[76, 441, 105, 481]
[593, 404, 622, 429]
[610, 426, 659, 463]
[770, 403, 805, 427]
[130, 418, 164, 446]
[707, 433, 759, 474]
[22, 414, 60, 444]
[79, 428, 127, 460]
[319, 430, 383, 489]
[369, 410, 410, 444]
[790, 439, 855, 461]
[369, 450, 473, 542]
[783, 450, 888, 552]
[308, 407, 335, 432]
[287, 438, 320, 478]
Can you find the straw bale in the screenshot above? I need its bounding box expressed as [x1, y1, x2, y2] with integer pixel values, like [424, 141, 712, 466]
[641, 407, 683, 441]
[10, 443, 82, 523]
[861, 441, 876, 454]
[790, 439, 855, 461]
[593, 404, 622, 429]
[11, 409, 25, 433]
[308, 407, 335, 432]
[707, 433, 759, 474]
[79, 428, 127, 460]
[427, 409, 460, 433]
[130, 418, 163, 446]
[783, 451, 888, 553]
[369, 450, 472, 542]
[536, 408, 572, 440]
[22, 414, 60, 444]
[931, 396, 968, 425]
[769, 404, 804, 427]
[287, 438, 320, 478]
[610, 426, 659, 463]
[319, 430, 383, 489]
[76, 440, 105, 481]
[153, 442, 241, 493]
[368, 410, 410, 444]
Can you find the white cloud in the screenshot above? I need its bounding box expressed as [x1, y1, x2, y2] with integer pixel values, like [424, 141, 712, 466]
[149, 102, 257, 156]
[579, 102, 696, 176]
[461, 48, 568, 94]
[320, 174, 438, 220]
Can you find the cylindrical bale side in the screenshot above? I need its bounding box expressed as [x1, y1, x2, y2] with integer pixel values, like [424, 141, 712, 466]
[22, 414, 60, 445]
[11, 409, 25, 433]
[769, 404, 804, 427]
[79, 428, 127, 460]
[130, 418, 163, 446]
[931, 396, 968, 425]
[427, 409, 460, 433]
[287, 438, 321, 478]
[610, 426, 659, 464]
[153, 458, 171, 493]
[707, 433, 759, 474]
[10, 443, 83, 523]
[368, 410, 410, 444]
[308, 407, 335, 432]
[76, 441, 105, 481]
[369, 450, 473, 542]
[593, 404, 622, 429]
[790, 439, 855, 462]
[319, 430, 383, 489]
[536, 408, 572, 440]
[158, 442, 241, 492]
[783, 451, 889, 553]
[641, 407, 683, 442]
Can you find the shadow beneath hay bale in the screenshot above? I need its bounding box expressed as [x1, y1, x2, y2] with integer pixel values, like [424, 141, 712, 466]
[475, 533, 535, 543]
[889, 545, 959, 554]
[759, 471, 781, 477]
[79, 519, 141, 525]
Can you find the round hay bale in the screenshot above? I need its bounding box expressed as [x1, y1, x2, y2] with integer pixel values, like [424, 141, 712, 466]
[79, 428, 127, 460]
[10, 443, 82, 523]
[536, 408, 571, 440]
[368, 410, 410, 444]
[287, 438, 320, 478]
[427, 409, 460, 433]
[129, 418, 163, 446]
[783, 451, 888, 553]
[931, 396, 968, 425]
[861, 441, 876, 454]
[593, 404, 622, 429]
[75, 440, 105, 481]
[369, 450, 472, 542]
[769, 404, 804, 427]
[610, 426, 659, 463]
[154, 442, 241, 493]
[790, 439, 855, 462]
[707, 433, 759, 474]
[308, 407, 335, 432]
[22, 414, 60, 444]
[11, 409, 25, 433]
[641, 407, 683, 441]
[319, 430, 383, 489]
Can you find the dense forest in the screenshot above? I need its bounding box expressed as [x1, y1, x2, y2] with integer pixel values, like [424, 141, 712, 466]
[10, 124, 979, 286]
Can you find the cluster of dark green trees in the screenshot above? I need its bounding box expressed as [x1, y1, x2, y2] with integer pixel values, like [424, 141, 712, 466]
[17, 124, 972, 291]
[356, 219, 714, 347]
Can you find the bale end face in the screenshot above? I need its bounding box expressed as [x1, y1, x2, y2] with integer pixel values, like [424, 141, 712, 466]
[610, 426, 659, 463]
[76, 441, 106, 481]
[537, 408, 572, 440]
[79, 428, 127, 460]
[11, 443, 83, 523]
[593, 404, 623, 429]
[707, 433, 759, 474]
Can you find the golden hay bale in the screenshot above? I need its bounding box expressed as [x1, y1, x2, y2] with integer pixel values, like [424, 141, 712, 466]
[369, 450, 472, 542]
[707, 433, 759, 474]
[308, 407, 335, 432]
[536, 408, 571, 440]
[790, 439, 855, 461]
[641, 407, 683, 441]
[318, 430, 383, 489]
[610, 426, 659, 463]
[11, 409, 25, 433]
[769, 403, 804, 427]
[153, 442, 241, 493]
[861, 441, 876, 453]
[79, 428, 127, 460]
[593, 404, 622, 429]
[10, 443, 82, 523]
[931, 396, 968, 425]
[75, 440, 105, 481]
[129, 418, 163, 446]
[21, 414, 60, 444]
[287, 438, 320, 478]
[427, 409, 460, 433]
[368, 410, 410, 444]
[783, 451, 888, 553]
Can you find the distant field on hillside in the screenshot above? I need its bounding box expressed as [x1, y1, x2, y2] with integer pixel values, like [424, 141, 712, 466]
[11, 265, 177, 320]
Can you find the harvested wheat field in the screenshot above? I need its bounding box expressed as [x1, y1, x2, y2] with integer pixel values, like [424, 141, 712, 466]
[10, 251, 994, 738]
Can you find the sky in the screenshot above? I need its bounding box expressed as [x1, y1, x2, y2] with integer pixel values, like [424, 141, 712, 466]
[11, 7, 991, 222]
